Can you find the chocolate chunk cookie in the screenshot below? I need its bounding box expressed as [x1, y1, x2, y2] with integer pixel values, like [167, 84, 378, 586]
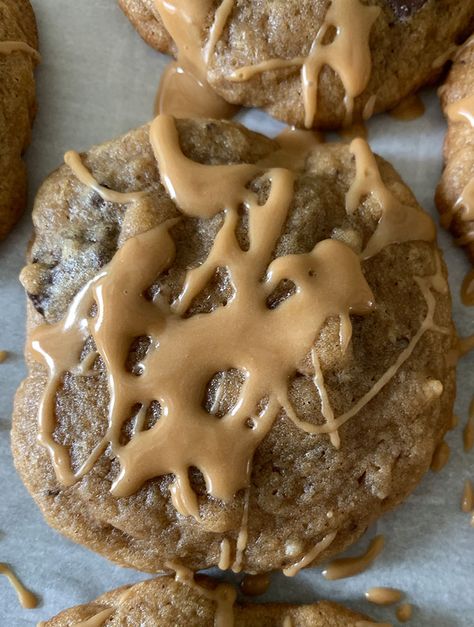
[41, 574, 371, 626]
[13, 117, 455, 574]
[0, 0, 38, 238]
[119, 0, 474, 129]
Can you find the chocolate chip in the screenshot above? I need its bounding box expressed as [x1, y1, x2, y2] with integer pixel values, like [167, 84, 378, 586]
[386, 0, 427, 19]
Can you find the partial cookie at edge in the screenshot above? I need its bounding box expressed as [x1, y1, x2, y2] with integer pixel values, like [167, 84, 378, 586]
[42, 575, 371, 626]
[436, 41, 474, 264]
[0, 0, 38, 238]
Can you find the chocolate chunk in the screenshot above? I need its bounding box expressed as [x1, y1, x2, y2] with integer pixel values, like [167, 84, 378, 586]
[386, 0, 428, 19]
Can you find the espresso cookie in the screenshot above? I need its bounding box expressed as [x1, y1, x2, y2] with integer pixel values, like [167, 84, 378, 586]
[41, 574, 371, 626]
[13, 116, 455, 574]
[435, 41, 474, 266]
[119, 0, 474, 129]
[0, 0, 38, 239]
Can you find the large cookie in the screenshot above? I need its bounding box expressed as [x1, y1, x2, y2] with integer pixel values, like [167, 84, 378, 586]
[13, 116, 455, 574]
[41, 574, 371, 626]
[435, 41, 474, 280]
[118, 0, 474, 129]
[0, 0, 38, 239]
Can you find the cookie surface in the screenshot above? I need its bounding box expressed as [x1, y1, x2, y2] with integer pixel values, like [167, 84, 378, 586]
[119, 0, 474, 129]
[0, 0, 38, 239]
[13, 117, 455, 574]
[42, 574, 371, 626]
[118, 0, 173, 55]
[436, 41, 474, 265]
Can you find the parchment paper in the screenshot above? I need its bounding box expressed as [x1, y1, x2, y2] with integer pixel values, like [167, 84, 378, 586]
[0, 1, 473, 625]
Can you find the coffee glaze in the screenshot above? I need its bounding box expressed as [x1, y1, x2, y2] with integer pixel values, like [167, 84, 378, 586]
[74, 609, 115, 627]
[356, 622, 392, 627]
[461, 270, 474, 306]
[229, 0, 380, 128]
[389, 94, 425, 121]
[218, 539, 232, 571]
[396, 603, 413, 623]
[29, 115, 448, 574]
[167, 562, 237, 626]
[0, 350, 7, 363]
[154, 0, 237, 119]
[464, 399, 474, 452]
[457, 335, 474, 358]
[268, 127, 323, 171]
[283, 531, 337, 577]
[323, 535, 384, 580]
[347, 138, 436, 259]
[0, 563, 37, 609]
[0, 40, 40, 61]
[64, 151, 146, 204]
[365, 587, 402, 605]
[430, 441, 450, 472]
[240, 573, 270, 596]
[461, 479, 474, 513]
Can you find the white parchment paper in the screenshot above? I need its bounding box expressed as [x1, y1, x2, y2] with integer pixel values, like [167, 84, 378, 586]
[0, 1, 473, 625]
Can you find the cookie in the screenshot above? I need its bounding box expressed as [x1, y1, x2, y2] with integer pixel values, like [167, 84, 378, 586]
[119, 0, 173, 55]
[435, 39, 474, 303]
[41, 573, 371, 626]
[118, 0, 474, 129]
[0, 0, 38, 239]
[13, 116, 455, 574]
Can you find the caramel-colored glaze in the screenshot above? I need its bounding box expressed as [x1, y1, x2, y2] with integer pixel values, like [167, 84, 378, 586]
[218, 538, 232, 571]
[167, 562, 237, 627]
[240, 573, 271, 596]
[446, 94, 474, 128]
[322, 535, 384, 580]
[450, 414, 459, 430]
[75, 608, 115, 627]
[464, 407, 474, 452]
[356, 622, 392, 627]
[430, 441, 450, 472]
[362, 95, 377, 121]
[453, 179, 474, 224]
[458, 335, 474, 358]
[461, 479, 474, 513]
[283, 531, 337, 577]
[0, 350, 7, 363]
[0, 40, 40, 61]
[229, 0, 380, 128]
[231, 489, 250, 573]
[30, 115, 451, 526]
[156, 61, 237, 119]
[269, 126, 323, 170]
[347, 138, 436, 259]
[0, 563, 37, 609]
[282, 617, 293, 627]
[365, 587, 402, 606]
[389, 94, 425, 121]
[455, 230, 474, 246]
[338, 122, 368, 141]
[64, 151, 145, 204]
[396, 603, 413, 623]
[461, 269, 474, 306]
[155, 0, 237, 119]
